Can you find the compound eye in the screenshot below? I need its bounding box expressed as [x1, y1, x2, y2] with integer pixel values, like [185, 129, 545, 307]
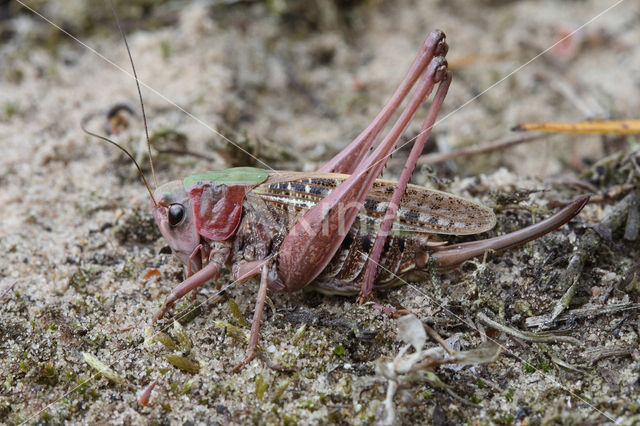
[168, 203, 185, 227]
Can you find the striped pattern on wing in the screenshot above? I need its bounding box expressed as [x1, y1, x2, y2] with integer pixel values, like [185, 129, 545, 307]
[250, 172, 496, 236]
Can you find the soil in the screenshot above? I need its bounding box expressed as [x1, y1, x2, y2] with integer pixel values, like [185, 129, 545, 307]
[1, 0, 639, 424]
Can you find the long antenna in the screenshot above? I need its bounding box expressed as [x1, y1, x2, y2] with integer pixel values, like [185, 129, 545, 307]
[109, 0, 157, 189]
[81, 114, 157, 206]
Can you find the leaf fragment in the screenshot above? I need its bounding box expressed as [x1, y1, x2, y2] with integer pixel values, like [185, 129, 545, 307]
[173, 320, 191, 351]
[228, 298, 249, 326]
[82, 352, 125, 384]
[166, 354, 200, 374]
[292, 323, 307, 346]
[214, 319, 248, 343]
[156, 332, 178, 351]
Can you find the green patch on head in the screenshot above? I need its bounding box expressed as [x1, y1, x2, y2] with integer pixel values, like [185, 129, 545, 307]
[153, 180, 186, 203]
[183, 167, 268, 188]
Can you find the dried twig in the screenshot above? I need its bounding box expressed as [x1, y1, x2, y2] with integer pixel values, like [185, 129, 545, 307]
[525, 303, 640, 328]
[413, 133, 550, 165]
[530, 191, 640, 328]
[550, 356, 587, 373]
[582, 345, 635, 365]
[423, 323, 455, 355]
[477, 312, 581, 345]
[1, 281, 17, 303]
[547, 184, 636, 208]
[624, 191, 640, 240]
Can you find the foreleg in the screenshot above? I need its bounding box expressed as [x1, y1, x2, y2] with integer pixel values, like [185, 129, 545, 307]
[152, 242, 231, 323]
[151, 261, 221, 323]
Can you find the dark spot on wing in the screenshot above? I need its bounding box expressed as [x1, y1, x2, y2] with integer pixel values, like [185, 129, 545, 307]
[362, 235, 373, 252]
[341, 232, 354, 250]
[311, 178, 335, 187]
[404, 209, 420, 221]
[290, 182, 307, 193]
[308, 185, 328, 197]
[363, 199, 380, 211]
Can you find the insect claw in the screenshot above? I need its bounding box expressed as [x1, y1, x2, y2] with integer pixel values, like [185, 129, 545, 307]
[230, 351, 257, 374]
[432, 30, 448, 57]
[434, 59, 449, 82]
[436, 38, 448, 57]
[430, 195, 590, 270]
[356, 291, 374, 305]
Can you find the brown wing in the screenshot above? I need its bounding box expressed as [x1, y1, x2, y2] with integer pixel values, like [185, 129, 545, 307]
[251, 171, 496, 236]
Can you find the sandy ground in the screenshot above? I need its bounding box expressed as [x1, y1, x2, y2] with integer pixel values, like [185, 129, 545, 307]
[1, 0, 639, 424]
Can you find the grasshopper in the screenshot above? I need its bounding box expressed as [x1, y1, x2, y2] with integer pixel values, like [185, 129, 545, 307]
[91, 29, 588, 372]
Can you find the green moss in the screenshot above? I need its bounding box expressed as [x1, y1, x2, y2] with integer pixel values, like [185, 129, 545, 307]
[505, 388, 514, 402]
[4, 102, 18, 118]
[36, 363, 58, 387]
[40, 411, 52, 422]
[493, 413, 514, 425]
[271, 380, 290, 403]
[171, 378, 196, 396]
[420, 389, 433, 399]
[68, 267, 99, 294]
[160, 40, 172, 59]
[297, 399, 316, 411]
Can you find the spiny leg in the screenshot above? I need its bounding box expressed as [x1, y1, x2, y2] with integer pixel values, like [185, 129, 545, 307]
[278, 55, 449, 291]
[231, 262, 270, 373]
[152, 261, 220, 323]
[153, 243, 231, 323]
[318, 30, 448, 174]
[358, 72, 452, 303]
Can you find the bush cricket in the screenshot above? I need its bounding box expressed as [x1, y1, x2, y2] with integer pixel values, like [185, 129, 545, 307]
[87, 22, 589, 373]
